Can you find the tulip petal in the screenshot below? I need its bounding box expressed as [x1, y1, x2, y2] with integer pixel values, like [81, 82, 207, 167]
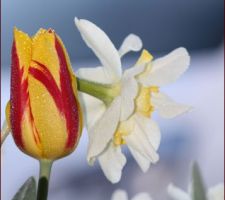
[140, 47, 190, 86]
[27, 30, 81, 159]
[132, 193, 153, 200]
[168, 184, 191, 200]
[55, 35, 82, 149]
[125, 115, 160, 164]
[32, 29, 61, 87]
[151, 92, 191, 118]
[75, 18, 122, 82]
[111, 190, 128, 200]
[11, 29, 41, 157]
[5, 101, 11, 129]
[87, 97, 121, 163]
[77, 66, 112, 84]
[13, 28, 32, 78]
[79, 92, 106, 130]
[98, 143, 126, 184]
[208, 184, 224, 200]
[119, 34, 143, 57]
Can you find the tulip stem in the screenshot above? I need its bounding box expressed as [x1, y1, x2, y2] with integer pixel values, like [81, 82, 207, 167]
[37, 160, 53, 200]
[1, 120, 10, 147]
[76, 77, 120, 106]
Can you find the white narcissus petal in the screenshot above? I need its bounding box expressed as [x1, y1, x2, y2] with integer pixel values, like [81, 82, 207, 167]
[98, 143, 126, 184]
[125, 115, 159, 163]
[128, 147, 150, 172]
[75, 18, 122, 82]
[77, 66, 113, 84]
[120, 64, 147, 121]
[135, 114, 161, 149]
[167, 184, 191, 200]
[119, 34, 143, 57]
[140, 47, 190, 87]
[123, 63, 146, 79]
[78, 92, 106, 130]
[151, 92, 191, 119]
[208, 184, 224, 200]
[132, 193, 153, 200]
[87, 97, 121, 164]
[120, 78, 138, 121]
[111, 190, 128, 200]
[127, 114, 160, 172]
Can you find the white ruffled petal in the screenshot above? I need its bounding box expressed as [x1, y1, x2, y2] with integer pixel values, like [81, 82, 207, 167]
[99, 143, 126, 184]
[87, 97, 121, 164]
[119, 34, 143, 57]
[151, 92, 191, 119]
[125, 115, 159, 164]
[75, 18, 122, 82]
[167, 184, 191, 200]
[77, 66, 113, 84]
[78, 92, 106, 130]
[136, 114, 161, 149]
[127, 115, 160, 172]
[208, 184, 224, 200]
[123, 63, 146, 79]
[140, 47, 190, 86]
[120, 64, 146, 121]
[120, 78, 138, 121]
[128, 147, 150, 172]
[132, 193, 152, 200]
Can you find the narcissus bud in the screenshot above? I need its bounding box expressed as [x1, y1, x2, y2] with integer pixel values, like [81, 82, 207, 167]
[10, 28, 83, 160]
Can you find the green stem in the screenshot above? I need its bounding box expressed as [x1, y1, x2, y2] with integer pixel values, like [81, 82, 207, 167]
[76, 78, 120, 106]
[37, 160, 53, 200]
[1, 120, 10, 147]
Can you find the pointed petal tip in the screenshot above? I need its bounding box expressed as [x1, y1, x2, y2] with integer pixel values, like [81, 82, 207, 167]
[13, 26, 19, 33]
[152, 153, 159, 163]
[32, 28, 50, 40]
[74, 17, 90, 29]
[74, 17, 80, 26]
[174, 47, 191, 64]
[13, 27, 30, 39]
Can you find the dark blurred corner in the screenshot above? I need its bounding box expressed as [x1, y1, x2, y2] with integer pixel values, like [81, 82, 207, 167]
[1, 0, 224, 69]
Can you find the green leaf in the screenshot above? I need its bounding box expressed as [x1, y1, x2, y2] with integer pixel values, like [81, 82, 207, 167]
[191, 162, 207, 200]
[12, 177, 36, 200]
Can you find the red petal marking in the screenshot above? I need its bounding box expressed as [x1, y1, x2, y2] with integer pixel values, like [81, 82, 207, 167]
[29, 61, 64, 113]
[10, 42, 28, 148]
[10, 42, 41, 148]
[55, 36, 80, 148]
[28, 100, 41, 145]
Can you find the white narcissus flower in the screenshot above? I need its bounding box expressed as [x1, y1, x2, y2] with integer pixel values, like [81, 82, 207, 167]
[75, 18, 191, 183]
[111, 189, 152, 200]
[168, 183, 224, 200]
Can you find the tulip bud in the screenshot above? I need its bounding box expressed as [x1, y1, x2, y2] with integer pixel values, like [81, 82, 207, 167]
[10, 28, 83, 160]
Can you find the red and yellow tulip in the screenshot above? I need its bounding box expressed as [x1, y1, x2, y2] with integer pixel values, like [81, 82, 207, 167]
[9, 28, 83, 160]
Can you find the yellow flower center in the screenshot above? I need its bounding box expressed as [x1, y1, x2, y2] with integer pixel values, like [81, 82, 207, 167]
[113, 85, 159, 146]
[113, 120, 134, 146]
[135, 86, 159, 117]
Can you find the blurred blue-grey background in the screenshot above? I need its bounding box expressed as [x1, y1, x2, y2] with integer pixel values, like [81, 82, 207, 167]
[1, 1, 224, 200]
[1, 0, 224, 67]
